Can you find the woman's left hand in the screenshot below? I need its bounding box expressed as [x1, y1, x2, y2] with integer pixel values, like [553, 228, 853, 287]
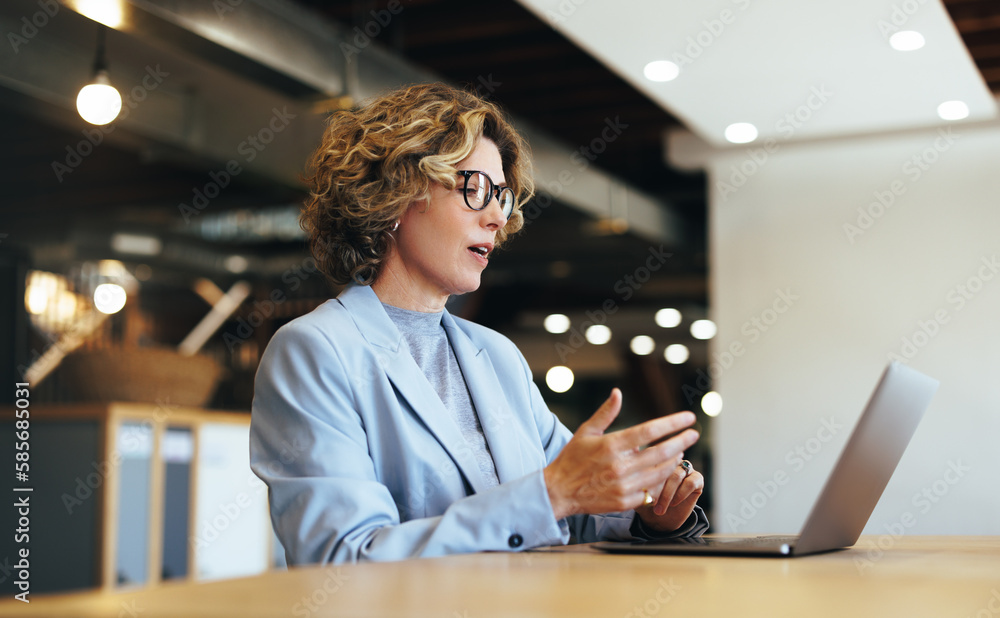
[634, 461, 705, 532]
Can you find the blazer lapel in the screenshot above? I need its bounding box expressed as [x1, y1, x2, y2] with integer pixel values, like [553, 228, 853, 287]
[337, 285, 489, 494]
[442, 311, 526, 484]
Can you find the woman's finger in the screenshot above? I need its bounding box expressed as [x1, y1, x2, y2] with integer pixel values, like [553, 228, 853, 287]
[613, 411, 696, 451]
[628, 429, 700, 470]
[575, 388, 623, 437]
[670, 471, 705, 508]
[619, 453, 682, 504]
[653, 460, 692, 515]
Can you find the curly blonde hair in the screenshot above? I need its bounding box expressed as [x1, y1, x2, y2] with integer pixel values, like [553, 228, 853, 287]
[301, 82, 534, 286]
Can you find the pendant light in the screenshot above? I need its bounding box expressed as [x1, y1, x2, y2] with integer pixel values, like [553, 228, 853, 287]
[76, 26, 122, 126]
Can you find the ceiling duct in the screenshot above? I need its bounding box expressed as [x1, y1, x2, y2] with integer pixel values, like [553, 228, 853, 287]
[1, 0, 682, 244]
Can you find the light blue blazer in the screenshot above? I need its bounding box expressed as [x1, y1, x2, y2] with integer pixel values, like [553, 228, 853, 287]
[250, 284, 707, 565]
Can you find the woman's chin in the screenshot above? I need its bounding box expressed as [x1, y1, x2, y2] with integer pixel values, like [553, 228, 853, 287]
[452, 275, 483, 297]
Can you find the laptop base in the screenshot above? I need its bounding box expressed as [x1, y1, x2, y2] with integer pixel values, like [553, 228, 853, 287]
[592, 535, 845, 557]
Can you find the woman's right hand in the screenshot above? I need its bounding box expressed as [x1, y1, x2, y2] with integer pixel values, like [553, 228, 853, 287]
[542, 388, 700, 520]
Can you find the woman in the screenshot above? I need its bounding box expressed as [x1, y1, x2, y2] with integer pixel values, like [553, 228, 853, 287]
[250, 82, 708, 565]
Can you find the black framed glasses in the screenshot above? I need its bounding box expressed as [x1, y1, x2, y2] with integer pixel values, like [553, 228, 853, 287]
[456, 170, 515, 219]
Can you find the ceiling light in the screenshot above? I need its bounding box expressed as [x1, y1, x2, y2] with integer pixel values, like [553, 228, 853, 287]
[25, 282, 49, 315]
[585, 324, 612, 345]
[655, 308, 682, 328]
[544, 313, 570, 334]
[97, 259, 127, 277]
[690, 319, 717, 340]
[630, 335, 655, 356]
[889, 30, 925, 51]
[937, 100, 969, 121]
[74, 0, 125, 28]
[225, 255, 249, 274]
[94, 283, 127, 314]
[111, 232, 162, 256]
[664, 343, 690, 364]
[77, 27, 121, 126]
[25, 271, 62, 315]
[77, 71, 121, 125]
[643, 60, 679, 82]
[546, 366, 574, 393]
[701, 391, 723, 417]
[724, 123, 758, 144]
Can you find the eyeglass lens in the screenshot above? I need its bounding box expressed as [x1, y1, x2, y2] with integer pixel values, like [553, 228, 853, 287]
[465, 171, 514, 219]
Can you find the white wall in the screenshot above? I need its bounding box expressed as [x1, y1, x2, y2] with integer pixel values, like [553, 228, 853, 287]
[702, 121, 1000, 535]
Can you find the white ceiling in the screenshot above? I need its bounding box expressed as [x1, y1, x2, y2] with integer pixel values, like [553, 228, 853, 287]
[517, 0, 998, 146]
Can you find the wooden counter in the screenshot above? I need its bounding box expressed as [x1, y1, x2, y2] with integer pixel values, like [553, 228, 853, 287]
[2, 536, 998, 616]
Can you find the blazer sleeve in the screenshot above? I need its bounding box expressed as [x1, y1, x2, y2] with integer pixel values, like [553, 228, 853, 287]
[519, 349, 710, 542]
[250, 320, 569, 565]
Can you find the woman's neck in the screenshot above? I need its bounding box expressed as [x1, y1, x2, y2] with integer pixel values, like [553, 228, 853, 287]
[371, 257, 449, 313]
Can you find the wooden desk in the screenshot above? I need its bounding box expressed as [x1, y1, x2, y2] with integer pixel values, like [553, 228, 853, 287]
[3, 536, 999, 617]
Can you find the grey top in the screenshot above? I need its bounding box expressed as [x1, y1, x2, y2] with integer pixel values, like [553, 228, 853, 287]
[382, 303, 500, 491]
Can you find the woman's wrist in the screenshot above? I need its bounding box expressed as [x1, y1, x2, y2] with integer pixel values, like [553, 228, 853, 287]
[543, 466, 572, 520]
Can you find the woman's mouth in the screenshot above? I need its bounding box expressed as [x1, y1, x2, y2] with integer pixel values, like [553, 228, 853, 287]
[467, 243, 493, 264]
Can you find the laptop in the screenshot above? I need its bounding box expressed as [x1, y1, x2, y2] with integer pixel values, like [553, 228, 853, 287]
[592, 361, 939, 557]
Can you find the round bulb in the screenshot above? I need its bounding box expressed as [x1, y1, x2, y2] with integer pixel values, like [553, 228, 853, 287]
[94, 283, 127, 314]
[585, 324, 612, 345]
[545, 366, 574, 393]
[544, 313, 571, 334]
[655, 308, 682, 328]
[702, 391, 723, 417]
[690, 319, 717, 340]
[630, 335, 655, 356]
[664, 343, 690, 364]
[77, 71, 122, 125]
[225, 255, 249, 274]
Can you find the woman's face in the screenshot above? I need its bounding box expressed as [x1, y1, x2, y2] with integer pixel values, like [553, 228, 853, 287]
[388, 138, 510, 308]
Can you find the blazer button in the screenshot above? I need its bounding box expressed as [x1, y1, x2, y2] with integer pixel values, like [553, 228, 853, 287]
[508, 533, 523, 548]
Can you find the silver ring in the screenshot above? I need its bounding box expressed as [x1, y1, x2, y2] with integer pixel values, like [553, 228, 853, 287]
[679, 459, 693, 478]
[641, 489, 654, 505]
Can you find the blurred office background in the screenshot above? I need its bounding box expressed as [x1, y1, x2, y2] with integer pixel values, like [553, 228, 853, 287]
[1, 0, 998, 594]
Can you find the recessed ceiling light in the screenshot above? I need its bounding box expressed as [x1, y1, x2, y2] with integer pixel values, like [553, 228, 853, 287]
[690, 319, 717, 340]
[585, 324, 612, 345]
[546, 366, 574, 393]
[655, 308, 682, 328]
[889, 30, 925, 51]
[664, 343, 690, 364]
[701, 391, 723, 417]
[544, 313, 570, 334]
[643, 60, 679, 82]
[937, 100, 969, 121]
[724, 122, 758, 144]
[630, 335, 655, 356]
